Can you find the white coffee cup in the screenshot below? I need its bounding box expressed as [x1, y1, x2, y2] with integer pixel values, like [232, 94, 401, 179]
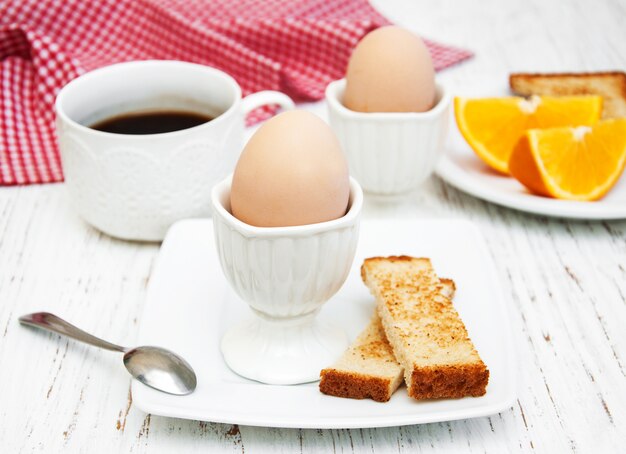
[55, 60, 294, 241]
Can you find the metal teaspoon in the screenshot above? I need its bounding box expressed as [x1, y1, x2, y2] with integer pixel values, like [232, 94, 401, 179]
[19, 312, 197, 396]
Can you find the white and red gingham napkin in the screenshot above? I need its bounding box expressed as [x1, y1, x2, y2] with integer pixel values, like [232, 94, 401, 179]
[0, 0, 472, 186]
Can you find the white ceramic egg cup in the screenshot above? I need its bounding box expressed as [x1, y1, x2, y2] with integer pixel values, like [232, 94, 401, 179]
[211, 175, 363, 385]
[326, 79, 452, 195]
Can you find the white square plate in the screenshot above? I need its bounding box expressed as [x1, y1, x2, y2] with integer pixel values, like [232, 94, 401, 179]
[133, 219, 517, 428]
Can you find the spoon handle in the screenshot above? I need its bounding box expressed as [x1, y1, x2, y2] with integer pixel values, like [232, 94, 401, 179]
[19, 312, 126, 353]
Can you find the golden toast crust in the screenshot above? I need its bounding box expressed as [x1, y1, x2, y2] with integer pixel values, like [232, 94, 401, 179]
[409, 363, 489, 399]
[319, 369, 396, 403]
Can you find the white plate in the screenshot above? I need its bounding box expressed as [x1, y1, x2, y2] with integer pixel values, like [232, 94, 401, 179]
[133, 219, 516, 429]
[436, 119, 626, 219]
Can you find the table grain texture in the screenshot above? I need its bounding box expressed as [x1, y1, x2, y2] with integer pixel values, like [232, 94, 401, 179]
[1, 0, 625, 452]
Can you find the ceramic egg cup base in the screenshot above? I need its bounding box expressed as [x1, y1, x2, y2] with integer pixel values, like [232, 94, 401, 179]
[221, 312, 348, 384]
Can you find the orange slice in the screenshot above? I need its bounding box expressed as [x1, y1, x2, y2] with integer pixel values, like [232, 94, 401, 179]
[509, 119, 626, 201]
[455, 95, 603, 174]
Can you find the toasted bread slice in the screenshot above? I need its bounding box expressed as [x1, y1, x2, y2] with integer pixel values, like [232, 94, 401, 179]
[319, 279, 455, 402]
[361, 256, 488, 400]
[319, 313, 402, 402]
[509, 71, 626, 118]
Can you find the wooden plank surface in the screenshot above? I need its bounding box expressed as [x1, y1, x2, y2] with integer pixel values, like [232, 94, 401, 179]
[1, 0, 625, 452]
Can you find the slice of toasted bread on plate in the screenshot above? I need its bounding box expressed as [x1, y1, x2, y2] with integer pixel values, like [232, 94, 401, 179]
[509, 71, 626, 118]
[361, 256, 489, 400]
[320, 278, 456, 402]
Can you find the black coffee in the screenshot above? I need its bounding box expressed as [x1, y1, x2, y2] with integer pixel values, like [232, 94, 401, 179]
[90, 110, 214, 134]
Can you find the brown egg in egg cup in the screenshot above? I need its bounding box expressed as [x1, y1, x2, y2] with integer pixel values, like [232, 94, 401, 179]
[210, 174, 363, 385]
[326, 78, 452, 195]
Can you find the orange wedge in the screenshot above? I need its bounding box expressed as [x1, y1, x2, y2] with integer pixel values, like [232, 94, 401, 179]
[455, 95, 603, 174]
[509, 119, 626, 201]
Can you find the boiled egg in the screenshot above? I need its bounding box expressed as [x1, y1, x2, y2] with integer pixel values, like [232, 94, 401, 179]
[230, 110, 350, 227]
[344, 26, 436, 113]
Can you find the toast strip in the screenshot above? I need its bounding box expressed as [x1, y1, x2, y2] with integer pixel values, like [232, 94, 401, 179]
[319, 279, 455, 402]
[509, 71, 626, 118]
[361, 256, 488, 400]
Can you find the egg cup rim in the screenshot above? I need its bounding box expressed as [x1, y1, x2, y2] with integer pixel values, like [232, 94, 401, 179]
[211, 174, 363, 238]
[325, 78, 451, 121]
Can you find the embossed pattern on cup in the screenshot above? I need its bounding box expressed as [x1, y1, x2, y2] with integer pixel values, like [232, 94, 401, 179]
[213, 218, 359, 318]
[326, 79, 451, 195]
[59, 124, 240, 241]
[211, 176, 362, 320]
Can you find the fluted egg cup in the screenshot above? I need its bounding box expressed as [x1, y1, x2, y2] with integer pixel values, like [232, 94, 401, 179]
[211, 174, 363, 385]
[326, 78, 452, 195]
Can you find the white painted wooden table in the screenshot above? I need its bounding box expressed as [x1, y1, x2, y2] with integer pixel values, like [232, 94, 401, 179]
[1, 0, 625, 452]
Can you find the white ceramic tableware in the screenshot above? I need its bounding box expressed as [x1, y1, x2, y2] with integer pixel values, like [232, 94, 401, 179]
[55, 60, 294, 241]
[326, 78, 451, 195]
[132, 218, 516, 428]
[210, 175, 363, 385]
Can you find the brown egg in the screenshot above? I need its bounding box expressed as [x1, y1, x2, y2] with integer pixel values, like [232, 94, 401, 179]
[230, 110, 350, 227]
[344, 26, 436, 113]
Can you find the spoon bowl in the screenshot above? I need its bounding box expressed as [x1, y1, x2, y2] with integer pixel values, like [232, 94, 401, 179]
[123, 346, 197, 396]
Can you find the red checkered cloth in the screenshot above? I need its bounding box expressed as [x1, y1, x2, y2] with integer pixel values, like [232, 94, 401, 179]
[0, 0, 472, 185]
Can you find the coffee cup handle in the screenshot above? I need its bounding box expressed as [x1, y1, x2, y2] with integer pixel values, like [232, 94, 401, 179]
[240, 91, 295, 116]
